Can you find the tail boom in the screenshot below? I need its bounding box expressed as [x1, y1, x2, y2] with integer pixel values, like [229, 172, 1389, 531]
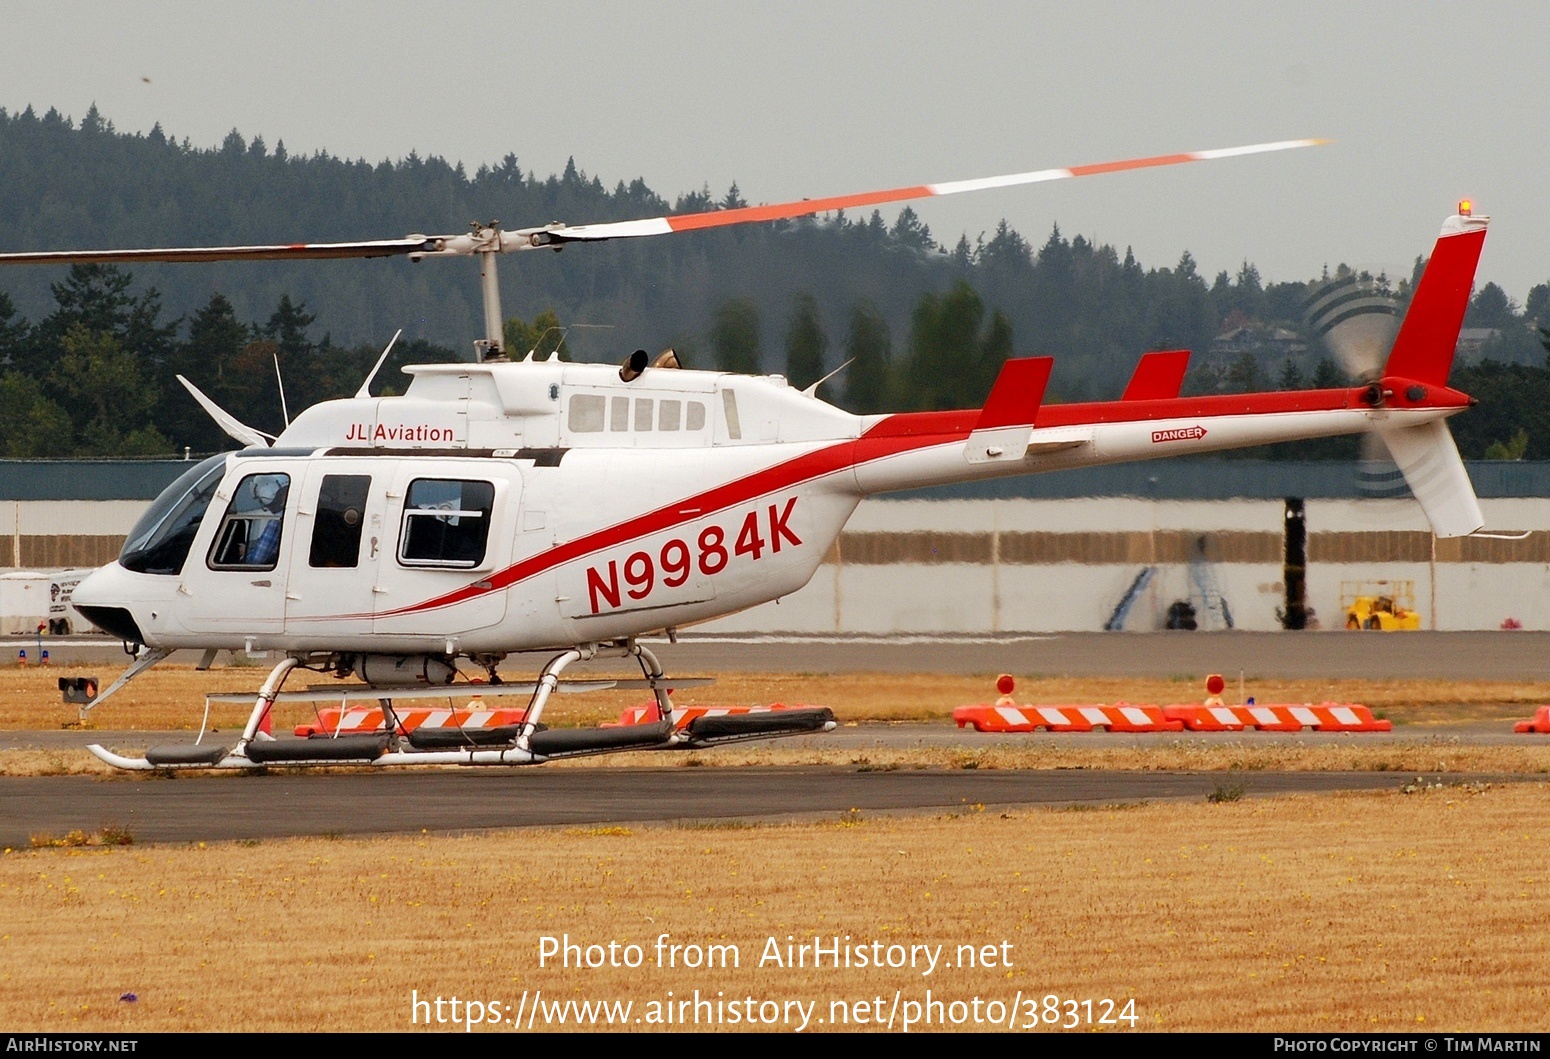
[852, 386, 1465, 497]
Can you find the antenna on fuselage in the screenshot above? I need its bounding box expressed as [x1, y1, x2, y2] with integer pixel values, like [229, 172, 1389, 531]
[272, 351, 291, 427]
[801, 358, 854, 398]
[524, 326, 566, 362]
[355, 329, 403, 400]
[522, 323, 612, 362]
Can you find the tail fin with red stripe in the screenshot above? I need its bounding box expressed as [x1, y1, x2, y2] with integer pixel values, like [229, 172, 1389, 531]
[1384, 210, 1489, 386]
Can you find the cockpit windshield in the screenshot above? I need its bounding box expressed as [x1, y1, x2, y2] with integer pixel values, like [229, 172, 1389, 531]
[119, 454, 228, 575]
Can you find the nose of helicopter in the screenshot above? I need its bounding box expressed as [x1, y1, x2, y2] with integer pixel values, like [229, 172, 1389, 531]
[71, 562, 158, 646]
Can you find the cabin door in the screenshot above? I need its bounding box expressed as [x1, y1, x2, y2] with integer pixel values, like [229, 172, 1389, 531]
[372, 460, 513, 639]
[177, 461, 301, 634]
[283, 461, 385, 639]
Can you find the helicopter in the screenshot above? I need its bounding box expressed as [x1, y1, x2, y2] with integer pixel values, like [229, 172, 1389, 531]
[0, 138, 1492, 771]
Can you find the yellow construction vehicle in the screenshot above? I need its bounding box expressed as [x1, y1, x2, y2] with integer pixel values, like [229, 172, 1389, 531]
[1341, 581, 1421, 630]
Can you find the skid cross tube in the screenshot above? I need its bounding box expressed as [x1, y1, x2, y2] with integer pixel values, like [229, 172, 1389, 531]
[235, 656, 302, 756]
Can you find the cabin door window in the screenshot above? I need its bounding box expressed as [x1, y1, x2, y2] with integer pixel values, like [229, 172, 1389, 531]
[398, 479, 496, 567]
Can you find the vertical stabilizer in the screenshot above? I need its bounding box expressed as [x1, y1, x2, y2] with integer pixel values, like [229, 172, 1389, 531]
[1378, 419, 1483, 538]
[965, 357, 1054, 464]
[1121, 350, 1191, 400]
[1384, 210, 1489, 386]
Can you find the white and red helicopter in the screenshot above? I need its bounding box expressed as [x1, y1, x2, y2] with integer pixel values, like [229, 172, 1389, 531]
[0, 138, 1492, 770]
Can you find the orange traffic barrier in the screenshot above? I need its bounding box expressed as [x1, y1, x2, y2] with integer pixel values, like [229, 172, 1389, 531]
[1513, 707, 1550, 734]
[294, 705, 530, 737]
[953, 703, 1183, 733]
[1163, 703, 1391, 732]
[609, 702, 821, 730]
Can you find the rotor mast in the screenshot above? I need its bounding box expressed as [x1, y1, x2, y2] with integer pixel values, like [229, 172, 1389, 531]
[472, 223, 507, 362]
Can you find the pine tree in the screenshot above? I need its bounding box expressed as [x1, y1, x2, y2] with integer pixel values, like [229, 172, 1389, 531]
[843, 301, 891, 414]
[711, 298, 760, 374]
[783, 293, 827, 390]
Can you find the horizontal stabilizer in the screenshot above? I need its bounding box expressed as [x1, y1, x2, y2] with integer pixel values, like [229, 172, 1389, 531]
[1377, 419, 1483, 538]
[1384, 213, 1489, 386]
[966, 357, 1054, 464]
[1122, 350, 1191, 400]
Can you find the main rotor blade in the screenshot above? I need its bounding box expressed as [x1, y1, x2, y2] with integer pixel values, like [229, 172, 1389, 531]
[0, 138, 1324, 264]
[545, 139, 1327, 243]
[0, 237, 437, 266]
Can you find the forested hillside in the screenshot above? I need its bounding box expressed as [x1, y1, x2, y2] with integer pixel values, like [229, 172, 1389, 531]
[1, 104, 1547, 458]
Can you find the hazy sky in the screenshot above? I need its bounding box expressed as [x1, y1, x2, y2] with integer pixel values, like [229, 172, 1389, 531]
[4, 2, 1548, 298]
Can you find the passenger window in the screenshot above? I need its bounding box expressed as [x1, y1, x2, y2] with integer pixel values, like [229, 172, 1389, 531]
[208, 473, 291, 570]
[634, 398, 654, 432]
[659, 400, 681, 431]
[399, 479, 495, 567]
[686, 401, 706, 430]
[610, 396, 630, 432]
[309, 474, 371, 568]
[569, 394, 605, 432]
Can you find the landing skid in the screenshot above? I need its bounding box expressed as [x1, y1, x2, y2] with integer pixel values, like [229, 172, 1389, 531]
[86, 640, 835, 771]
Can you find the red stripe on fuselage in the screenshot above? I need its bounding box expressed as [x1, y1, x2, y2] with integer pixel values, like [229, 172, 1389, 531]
[353, 381, 1453, 621]
[371, 434, 905, 617]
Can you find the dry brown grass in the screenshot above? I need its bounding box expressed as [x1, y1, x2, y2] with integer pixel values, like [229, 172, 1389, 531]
[559, 740, 1550, 775]
[1, 664, 1545, 731]
[2, 783, 1547, 1032]
[8, 738, 1550, 780]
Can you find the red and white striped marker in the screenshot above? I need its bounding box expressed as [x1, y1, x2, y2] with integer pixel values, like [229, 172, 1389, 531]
[1163, 704, 1391, 732]
[294, 705, 529, 737]
[953, 703, 1182, 733]
[609, 702, 822, 730]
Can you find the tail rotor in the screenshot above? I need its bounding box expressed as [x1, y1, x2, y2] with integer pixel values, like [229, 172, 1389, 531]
[1303, 272, 1403, 494]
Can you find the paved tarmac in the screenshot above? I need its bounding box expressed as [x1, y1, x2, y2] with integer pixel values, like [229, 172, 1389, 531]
[2, 767, 1531, 847]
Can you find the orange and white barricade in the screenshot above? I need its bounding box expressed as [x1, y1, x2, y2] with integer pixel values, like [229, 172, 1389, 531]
[1162, 703, 1391, 732]
[952, 702, 1182, 733]
[609, 702, 820, 730]
[295, 705, 530, 737]
[1513, 707, 1550, 734]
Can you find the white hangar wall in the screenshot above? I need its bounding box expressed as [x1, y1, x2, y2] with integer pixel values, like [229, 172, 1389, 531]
[700, 497, 1550, 633]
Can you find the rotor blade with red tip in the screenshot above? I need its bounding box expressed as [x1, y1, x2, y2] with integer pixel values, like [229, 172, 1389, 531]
[0, 138, 1324, 264]
[545, 138, 1327, 243]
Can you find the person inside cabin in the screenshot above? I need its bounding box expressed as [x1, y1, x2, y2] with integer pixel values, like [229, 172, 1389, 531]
[244, 476, 287, 566]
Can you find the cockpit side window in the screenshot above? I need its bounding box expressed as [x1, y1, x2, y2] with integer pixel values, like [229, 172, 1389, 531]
[208, 473, 291, 570]
[119, 454, 228, 576]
